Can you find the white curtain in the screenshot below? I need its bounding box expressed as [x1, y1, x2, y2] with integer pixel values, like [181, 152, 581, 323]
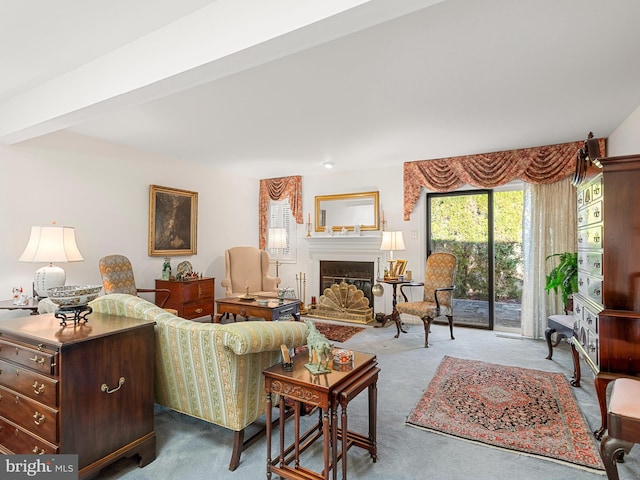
[521, 177, 577, 339]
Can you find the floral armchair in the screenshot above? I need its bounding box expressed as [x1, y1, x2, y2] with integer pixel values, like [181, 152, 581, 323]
[396, 252, 457, 348]
[89, 294, 308, 470]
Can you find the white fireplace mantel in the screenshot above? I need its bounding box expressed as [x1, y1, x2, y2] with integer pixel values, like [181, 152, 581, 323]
[305, 235, 383, 255]
[305, 235, 386, 304]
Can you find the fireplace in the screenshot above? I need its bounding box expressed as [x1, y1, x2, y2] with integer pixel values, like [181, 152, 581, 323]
[319, 260, 375, 306]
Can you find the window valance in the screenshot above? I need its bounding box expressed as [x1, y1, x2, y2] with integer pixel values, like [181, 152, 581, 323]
[403, 140, 603, 220]
[259, 176, 303, 249]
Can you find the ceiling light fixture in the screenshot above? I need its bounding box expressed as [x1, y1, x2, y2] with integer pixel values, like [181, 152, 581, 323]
[323, 161, 334, 169]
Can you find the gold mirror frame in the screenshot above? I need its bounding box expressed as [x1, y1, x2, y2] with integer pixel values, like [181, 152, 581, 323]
[315, 191, 380, 232]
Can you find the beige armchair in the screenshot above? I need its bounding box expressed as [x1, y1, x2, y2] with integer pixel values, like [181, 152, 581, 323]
[221, 246, 281, 297]
[89, 294, 308, 471]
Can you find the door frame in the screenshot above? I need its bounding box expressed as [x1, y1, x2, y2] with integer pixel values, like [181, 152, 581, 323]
[426, 189, 495, 330]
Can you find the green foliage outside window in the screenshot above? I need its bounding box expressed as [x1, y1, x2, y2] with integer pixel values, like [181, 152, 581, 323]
[430, 191, 524, 302]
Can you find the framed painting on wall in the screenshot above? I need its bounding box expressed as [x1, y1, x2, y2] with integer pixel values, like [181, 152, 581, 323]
[149, 185, 198, 256]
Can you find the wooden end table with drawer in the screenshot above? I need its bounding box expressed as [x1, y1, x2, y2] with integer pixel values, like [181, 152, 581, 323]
[155, 277, 215, 320]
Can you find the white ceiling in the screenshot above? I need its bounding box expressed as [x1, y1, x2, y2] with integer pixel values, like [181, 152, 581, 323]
[2, 0, 640, 179]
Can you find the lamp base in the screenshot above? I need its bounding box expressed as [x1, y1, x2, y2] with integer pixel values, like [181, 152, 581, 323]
[34, 264, 65, 298]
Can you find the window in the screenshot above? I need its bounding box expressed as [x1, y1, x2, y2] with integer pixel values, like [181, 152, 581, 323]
[268, 199, 296, 263]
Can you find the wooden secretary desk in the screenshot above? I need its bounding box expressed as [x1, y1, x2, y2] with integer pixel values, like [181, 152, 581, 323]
[572, 153, 640, 438]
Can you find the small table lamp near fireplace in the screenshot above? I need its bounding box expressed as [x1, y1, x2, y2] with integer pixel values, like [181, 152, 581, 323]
[19, 224, 84, 298]
[380, 231, 405, 279]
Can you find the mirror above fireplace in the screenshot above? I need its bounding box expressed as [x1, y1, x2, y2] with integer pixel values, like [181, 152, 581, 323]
[315, 191, 379, 232]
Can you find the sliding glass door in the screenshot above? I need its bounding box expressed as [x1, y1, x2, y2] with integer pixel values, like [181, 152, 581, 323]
[427, 189, 523, 331]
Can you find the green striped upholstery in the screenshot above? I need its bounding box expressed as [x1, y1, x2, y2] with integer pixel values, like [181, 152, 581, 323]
[89, 294, 308, 432]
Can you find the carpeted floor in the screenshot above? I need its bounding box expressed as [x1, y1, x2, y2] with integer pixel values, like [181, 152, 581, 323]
[406, 356, 604, 472]
[93, 322, 639, 480]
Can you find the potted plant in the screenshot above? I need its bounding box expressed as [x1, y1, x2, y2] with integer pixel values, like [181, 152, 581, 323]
[545, 252, 578, 310]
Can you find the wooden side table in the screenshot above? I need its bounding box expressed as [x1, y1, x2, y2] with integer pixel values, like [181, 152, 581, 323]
[264, 351, 378, 480]
[155, 277, 215, 320]
[374, 279, 423, 335]
[0, 298, 40, 315]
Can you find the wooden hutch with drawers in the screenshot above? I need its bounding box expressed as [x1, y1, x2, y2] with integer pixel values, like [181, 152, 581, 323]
[572, 152, 640, 438]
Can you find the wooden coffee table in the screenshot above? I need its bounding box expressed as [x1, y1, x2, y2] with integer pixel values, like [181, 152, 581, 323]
[214, 297, 301, 322]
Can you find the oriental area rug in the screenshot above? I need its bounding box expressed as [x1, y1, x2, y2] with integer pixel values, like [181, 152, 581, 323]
[311, 320, 364, 343]
[406, 356, 604, 473]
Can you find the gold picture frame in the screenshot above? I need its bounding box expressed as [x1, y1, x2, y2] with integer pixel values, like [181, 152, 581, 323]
[393, 259, 407, 277]
[149, 185, 198, 256]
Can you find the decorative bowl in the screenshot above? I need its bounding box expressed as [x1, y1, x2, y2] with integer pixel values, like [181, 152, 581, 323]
[46, 285, 102, 307]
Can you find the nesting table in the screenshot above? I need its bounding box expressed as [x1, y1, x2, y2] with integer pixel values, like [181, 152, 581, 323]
[264, 350, 379, 480]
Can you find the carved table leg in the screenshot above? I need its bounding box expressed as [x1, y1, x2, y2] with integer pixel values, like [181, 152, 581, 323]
[266, 392, 272, 480]
[569, 341, 581, 387]
[594, 374, 614, 440]
[544, 327, 556, 360]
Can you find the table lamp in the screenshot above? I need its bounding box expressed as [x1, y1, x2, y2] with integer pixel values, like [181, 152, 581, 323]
[267, 227, 287, 277]
[19, 225, 84, 298]
[380, 231, 405, 278]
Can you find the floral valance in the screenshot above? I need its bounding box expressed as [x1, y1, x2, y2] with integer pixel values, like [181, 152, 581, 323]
[403, 139, 604, 220]
[259, 175, 303, 249]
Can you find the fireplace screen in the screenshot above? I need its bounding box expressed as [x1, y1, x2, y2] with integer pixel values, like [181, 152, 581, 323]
[319, 260, 375, 305]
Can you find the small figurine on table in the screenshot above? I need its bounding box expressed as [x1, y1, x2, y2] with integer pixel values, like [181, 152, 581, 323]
[303, 320, 332, 374]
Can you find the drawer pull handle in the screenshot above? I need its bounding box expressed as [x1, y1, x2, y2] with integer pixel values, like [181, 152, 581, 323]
[30, 355, 45, 365]
[33, 447, 45, 455]
[195, 308, 203, 314]
[32, 381, 46, 395]
[101, 377, 125, 394]
[33, 412, 46, 426]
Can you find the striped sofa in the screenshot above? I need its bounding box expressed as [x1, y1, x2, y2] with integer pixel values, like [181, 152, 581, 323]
[89, 294, 308, 470]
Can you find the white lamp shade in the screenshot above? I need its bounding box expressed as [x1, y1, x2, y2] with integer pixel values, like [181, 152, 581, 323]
[267, 228, 287, 250]
[380, 231, 406, 252]
[19, 225, 84, 298]
[19, 226, 84, 263]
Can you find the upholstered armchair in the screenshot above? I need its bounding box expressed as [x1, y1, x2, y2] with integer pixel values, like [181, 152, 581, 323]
[396, 252, 457, 348]
[89, 294, 308, 471]
[221, 246, 281, 297]
[98, 254, 171, 308]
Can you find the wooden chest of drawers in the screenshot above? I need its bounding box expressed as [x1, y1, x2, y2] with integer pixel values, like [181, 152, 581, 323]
[572, 155, 640, 438]
[0, 312, 156, 478]
[155, 277, 215, 320]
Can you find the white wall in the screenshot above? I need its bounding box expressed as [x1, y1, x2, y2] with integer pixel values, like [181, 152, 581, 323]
[608, 103, 640, 156]
[0, 131, 257, 319]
